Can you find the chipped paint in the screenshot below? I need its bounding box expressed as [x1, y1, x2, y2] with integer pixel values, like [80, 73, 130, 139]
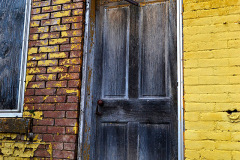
[23, 111, 43, 120]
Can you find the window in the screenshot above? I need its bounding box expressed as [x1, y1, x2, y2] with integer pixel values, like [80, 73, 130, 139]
[0, 0, 30, 117]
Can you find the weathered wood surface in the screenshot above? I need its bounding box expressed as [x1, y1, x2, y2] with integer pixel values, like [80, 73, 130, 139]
[0, 118, 31, 134]
[82, 0, 178, 159]
[0, 0, 26, 110]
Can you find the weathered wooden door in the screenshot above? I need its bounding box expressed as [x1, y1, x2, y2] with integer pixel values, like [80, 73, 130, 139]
[82, 0, 177, 159]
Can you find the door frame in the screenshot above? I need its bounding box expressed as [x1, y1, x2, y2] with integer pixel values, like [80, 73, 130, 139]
[77, 0, 184, 159]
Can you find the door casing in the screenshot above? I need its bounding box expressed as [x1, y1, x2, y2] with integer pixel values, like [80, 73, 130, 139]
[77, 0, 184, 159]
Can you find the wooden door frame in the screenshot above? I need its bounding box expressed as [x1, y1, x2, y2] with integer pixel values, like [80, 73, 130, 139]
[77, 0, 184, 159]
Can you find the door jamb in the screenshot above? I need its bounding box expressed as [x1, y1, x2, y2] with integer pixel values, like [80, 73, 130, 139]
[77, 0, 184, 159]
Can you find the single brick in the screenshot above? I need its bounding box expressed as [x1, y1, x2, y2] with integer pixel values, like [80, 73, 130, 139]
[41, 18, 61, 26]
[27, 81, 45, 89]
[33, 119, 54, 126]
[62, 2, 83, 10]
[40, 32, 60, 39]
[62, 16, 83, 23]
[47, 66, 68, 73]
[43, 134, 54, 142]
[31, 8, 41, 15]
[66, 126, 78, 134]
[28, 47, 38, 55]
[44, 96, 66, 103]
[49, 38, 69, 45]
[38, 60, 58, 66]
[25, 75, 36, 82]
[71, 37, 82, 43]
[24, 96, 44, 103]
[31, 13, 50, 20]
[51, 10, 71, 18]
[42, 5, 61, 13]
[34, 104, 56, 110]
[25, 89, 35, 96]
[56, 103, 79, 110]
[44, 111, 65, 118]
[48, 126, 65, 134]
[29, 39, 48, 47]
[30, 26, 49, 33]
[59, 58, 81, 65]
[51, 142, 64, 150]
[33, 126, 47, 133]
[50, 24, 70, 32]
[39, 46, 59, 53]
[29, 34, 39, 41]
[27, 67, 46, 74]
[48, 52, 69, 59]
[69, 65, 81, 72]
[70, 51, 82, 58]
[68, 80, 80, 87]
[28, 53, 48, 61]
[72, 22, 82, 29]
[58, 73, 80, 80]
[66, 111, 78, 118]
[34, 149, 50, 157]
[54, 135, 77, 142]
[36, 74, 57, 81]
[53, 150, 74, 159]
[35, 88, 56, 95]
[64, 143, 76, 150]
[72, 9, 83, 15]
[30, 21, 40, 27]
[67, 96, 79, 102]
[27, 61, 37, 67]
[55, 119, 77, 126]
[57, 88, 79, 95]
[52, 0, 71, 5]
[61, 30, 82, 37]
[32, 1, 50, 8]
[60, 43, 81, 51]
[46, 81, 67, 88]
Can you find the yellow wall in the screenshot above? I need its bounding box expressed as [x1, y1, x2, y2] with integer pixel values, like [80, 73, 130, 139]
[183, 0, 240, 159]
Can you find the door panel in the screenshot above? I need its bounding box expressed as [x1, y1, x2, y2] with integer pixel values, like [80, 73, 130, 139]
[87, 0, 177, 159]
[140, 3, 167, 98]
[138, 123, 169, 160]
[98, 123, 127, 160]
[102, 6, 130, 98]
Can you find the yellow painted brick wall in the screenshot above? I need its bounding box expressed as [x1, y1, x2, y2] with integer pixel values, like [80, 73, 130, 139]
[183, 0, 240, 159]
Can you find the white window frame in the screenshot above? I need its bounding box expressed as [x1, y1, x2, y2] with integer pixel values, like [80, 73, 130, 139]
[0, 0, 31, 117]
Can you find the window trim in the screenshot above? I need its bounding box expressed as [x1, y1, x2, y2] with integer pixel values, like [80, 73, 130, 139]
[0, 0, 31, 117]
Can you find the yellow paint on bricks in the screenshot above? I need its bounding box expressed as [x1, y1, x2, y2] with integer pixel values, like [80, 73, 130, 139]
[48, 52, 68, 59]
[185, 140, 215, 150]
[28, 48, 38, 55]
[200, 150, 232, 160]
[51, 10, 71, 18]
[23, 111, 43, 120]
[185, 150, 200, 159]
[49, 38, 69, 45]
[52, 0, 71, 5]
[39, 46, 59, 53]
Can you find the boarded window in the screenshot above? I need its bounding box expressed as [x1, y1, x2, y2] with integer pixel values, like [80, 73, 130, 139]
[0, 0, 28, 112]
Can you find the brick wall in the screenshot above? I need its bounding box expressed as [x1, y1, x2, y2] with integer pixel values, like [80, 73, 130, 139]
[183, 0, 240, 159]
[23, 0, 84, 159]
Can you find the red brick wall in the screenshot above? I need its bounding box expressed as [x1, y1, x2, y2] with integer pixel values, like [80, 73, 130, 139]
[24, 0, 84, 159]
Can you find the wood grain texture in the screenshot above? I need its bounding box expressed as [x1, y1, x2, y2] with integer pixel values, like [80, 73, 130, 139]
[0, 0, 26, 110]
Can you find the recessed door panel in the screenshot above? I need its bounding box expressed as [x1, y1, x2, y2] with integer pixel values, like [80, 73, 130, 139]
[138, 123, 169, 160]
[98, 123, 127, 160]
[102, 6, 129, 98]
[140, 2, 168, 98]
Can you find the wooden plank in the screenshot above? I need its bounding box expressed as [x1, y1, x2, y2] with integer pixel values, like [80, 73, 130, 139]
[0, 118, 31, 134]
